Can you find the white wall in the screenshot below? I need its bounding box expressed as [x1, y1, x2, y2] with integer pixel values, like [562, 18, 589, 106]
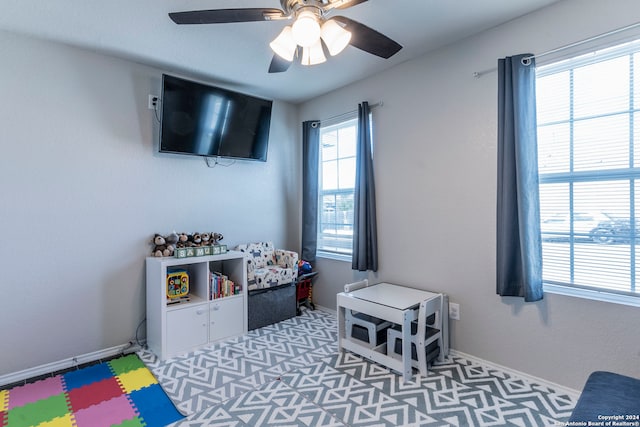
[0, 31, 299, 376]
[302, 0, 640, 390]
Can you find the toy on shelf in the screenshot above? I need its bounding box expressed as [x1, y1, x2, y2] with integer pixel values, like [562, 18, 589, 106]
[166, 268, 189, 304]
[201, 232, 211, 246]
[151, 231, 227, 258]
[152, 234, 175, 257]
[176, 233, 189, 248]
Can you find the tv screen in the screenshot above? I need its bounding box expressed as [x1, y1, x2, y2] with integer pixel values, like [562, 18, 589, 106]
[159, 74, 272, 161]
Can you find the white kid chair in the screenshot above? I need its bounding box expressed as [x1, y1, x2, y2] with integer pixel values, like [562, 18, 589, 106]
[386, 294, 444, 376]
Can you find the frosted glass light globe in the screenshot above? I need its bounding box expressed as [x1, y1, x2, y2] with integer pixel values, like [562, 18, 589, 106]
[270, 26, 296, 61]
[301, 40, 326, 66]
[321, 19, 351, 56]
[291, 11, 321, 48]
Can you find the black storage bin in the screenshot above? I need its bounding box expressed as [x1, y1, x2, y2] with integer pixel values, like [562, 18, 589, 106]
[391, 338, 440, 364]
[351, 324, 388, 346]
[247, 282, 296, 330]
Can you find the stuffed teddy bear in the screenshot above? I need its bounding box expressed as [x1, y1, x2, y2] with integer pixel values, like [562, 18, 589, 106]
[152, 234, 165, 256]
[151, 233, 177, 257]
[163, 244, 175, 257]
[176, 233, 189, 248]
[189, 233, 202, 247]
[201, 232, 211, 246]
[152, 234, 169, 257]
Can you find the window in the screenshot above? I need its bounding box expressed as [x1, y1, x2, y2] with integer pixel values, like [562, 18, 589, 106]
[536, 39, 640, 299]
[317, 115, 358, 256]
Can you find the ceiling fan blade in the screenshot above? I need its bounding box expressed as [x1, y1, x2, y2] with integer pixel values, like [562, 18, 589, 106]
[169, 8, 285, 25]
[332, 16, 402, 59]
[268, 54, 292, 73]
[331, 0, 368, 10]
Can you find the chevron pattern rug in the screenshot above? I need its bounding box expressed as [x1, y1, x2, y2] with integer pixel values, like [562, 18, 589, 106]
[139, 309, 577, 426]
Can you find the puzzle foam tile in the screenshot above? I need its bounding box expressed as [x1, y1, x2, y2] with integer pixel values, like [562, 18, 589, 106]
[108, 355, 145, 376]
[112, 417, 145, 427]
[6, 393, 70, 427]
[72, 395, 136, 427]
[1, 389, 8, 412]
[37, 413, 75, 427]
[63, 364, 113, 391]
[116, 369, 156, 394]
[66, 377, 124, 412]
[7, 377, 65, 410]
[128, 384, 183, 427]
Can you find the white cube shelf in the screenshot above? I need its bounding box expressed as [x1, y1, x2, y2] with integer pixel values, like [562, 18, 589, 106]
[145, 251, 247, 360]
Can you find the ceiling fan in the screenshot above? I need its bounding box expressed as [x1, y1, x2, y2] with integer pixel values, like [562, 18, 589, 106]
[168, 0, 402, 73]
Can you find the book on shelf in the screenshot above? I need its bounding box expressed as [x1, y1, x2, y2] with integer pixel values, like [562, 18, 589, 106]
[209, 271, 242, 299]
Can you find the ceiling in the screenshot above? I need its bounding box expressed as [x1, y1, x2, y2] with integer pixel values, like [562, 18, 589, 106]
[0, 0, 561, 103]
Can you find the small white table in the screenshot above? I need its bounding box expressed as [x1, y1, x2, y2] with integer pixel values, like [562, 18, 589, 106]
[337, 282, 442, 383]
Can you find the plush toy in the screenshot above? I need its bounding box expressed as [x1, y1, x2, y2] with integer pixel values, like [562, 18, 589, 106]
[164, 244, 175, 257]
[165, 231, 179, 248]
[189, 233, 202, 247]
[212, 232, 224, 245]
[201, 232, 211, 246]
[152, 234, 168, 257]
[151, 233, 177, 257]
[176, 233, 189, 248]
[298, 259, 313, 275]
[152, 231, 221, 255]
[152, 234, 165, 257]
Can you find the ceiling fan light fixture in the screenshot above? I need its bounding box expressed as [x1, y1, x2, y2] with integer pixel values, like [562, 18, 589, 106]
[301, 40, 326, 66]
[291, 10, 321, 47]
[320, 19, 352, 56]
[270, 26, 297, 61]
[170, 2, 404, 73]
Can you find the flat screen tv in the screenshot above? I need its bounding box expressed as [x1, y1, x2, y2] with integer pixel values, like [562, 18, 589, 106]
[159, 74, 272, 162]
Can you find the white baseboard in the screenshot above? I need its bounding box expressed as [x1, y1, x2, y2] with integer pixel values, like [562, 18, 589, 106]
[0, 341, 145, 388]
[449, 349, 581, 400]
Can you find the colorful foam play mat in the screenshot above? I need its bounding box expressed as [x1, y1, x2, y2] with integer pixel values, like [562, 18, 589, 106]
[0, 354, 183, 427]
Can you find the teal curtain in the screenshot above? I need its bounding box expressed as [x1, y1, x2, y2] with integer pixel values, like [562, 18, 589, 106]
[352, 102, 378, 272]
[496, 54, 543, 302]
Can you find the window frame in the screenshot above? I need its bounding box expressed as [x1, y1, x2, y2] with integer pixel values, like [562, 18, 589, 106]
[316, 114, 359, 261]
[536, 38, 640, 306]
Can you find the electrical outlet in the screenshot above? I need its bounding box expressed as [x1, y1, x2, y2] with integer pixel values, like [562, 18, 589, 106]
[449, 302, 460, 320]
[148, 94, 159, 110]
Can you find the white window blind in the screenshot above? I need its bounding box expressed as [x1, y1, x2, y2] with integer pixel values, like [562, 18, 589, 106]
[536, 39, 640, 297]
[317, 116, 358, 256]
